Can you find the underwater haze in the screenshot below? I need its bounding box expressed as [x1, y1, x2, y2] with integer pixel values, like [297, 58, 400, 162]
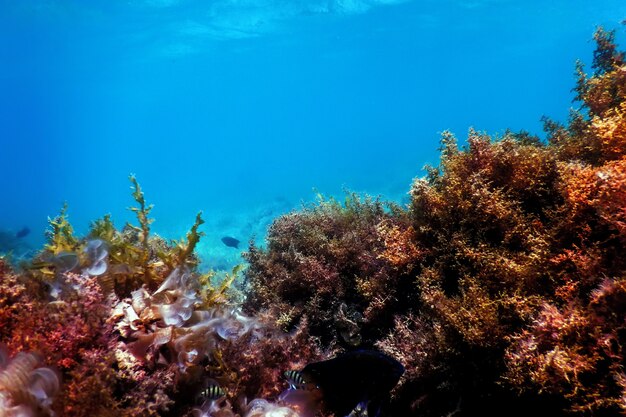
[1, 0, 625, 269]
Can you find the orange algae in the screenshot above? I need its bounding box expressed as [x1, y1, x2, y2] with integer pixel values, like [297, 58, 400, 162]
[245, 28, 626, 417]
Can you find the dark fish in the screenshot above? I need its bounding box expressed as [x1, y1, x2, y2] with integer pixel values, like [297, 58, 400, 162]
[201, 382, 225, 400]
[301, 350, 404, 417]
[221, 236, 240, 249]
[15, 227, 30, 238]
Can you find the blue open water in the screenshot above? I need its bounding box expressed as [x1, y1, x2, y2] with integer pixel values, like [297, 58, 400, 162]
[0, 0, 625, 269]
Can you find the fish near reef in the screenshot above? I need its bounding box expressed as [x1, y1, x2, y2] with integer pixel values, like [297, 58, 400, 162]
[201, 382, 225, 401]
[282, 350, 404, 417]
[15, 226, 30, 238]
[284, 369, 307, 390]
[192, 381, 227, 416]
[221, 236, 240, 249]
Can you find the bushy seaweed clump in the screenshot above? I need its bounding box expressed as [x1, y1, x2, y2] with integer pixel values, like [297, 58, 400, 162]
[0, 177, 320, 417]
[502, 27, 626, 416]
[243, 28, 626, 417]
[243, 193, 419, 349]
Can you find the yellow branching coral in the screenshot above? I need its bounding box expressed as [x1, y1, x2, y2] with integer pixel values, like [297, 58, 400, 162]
[199, 264, 243, 309]
[44, 202, 78, 255]
[90, 214, 117, 243]
[128, 175, 154, 271]
[158, 211, 205, 273]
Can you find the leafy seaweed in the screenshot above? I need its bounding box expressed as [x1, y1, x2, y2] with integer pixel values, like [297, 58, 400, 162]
[44, 202, 78, 255]
[158, 211, 205, 273]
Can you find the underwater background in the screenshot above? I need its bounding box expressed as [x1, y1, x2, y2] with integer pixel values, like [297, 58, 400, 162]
[1, 0, 625, 270]
[3, 2, 626, 417]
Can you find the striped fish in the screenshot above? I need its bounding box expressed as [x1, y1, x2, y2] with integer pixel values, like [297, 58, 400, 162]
[201, 383, 225, 400]
[284, 370, 306, 389]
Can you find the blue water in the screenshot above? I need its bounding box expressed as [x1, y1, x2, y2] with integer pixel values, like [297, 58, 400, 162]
[1, 0, 625, 269]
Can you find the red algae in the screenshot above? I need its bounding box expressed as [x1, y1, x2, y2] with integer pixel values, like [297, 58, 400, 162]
[0, 178, 320, 417]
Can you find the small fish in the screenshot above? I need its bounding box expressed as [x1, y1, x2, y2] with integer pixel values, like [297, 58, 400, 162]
[15, 227, 30, 238]
[201, 382, 225, 400]
[30, 251, 80, 273]
[284, 369, 307, 389]
[221, 236, 240, 249]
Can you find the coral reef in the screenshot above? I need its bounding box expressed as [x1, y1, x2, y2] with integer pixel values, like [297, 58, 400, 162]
[0, 178, 320, 417]
[2, 27, 626, 417]
[244, 28, 626, 417]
